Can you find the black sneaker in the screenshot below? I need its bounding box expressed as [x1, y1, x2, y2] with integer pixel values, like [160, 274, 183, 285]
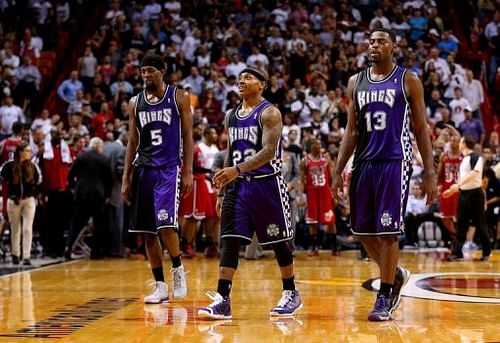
[22, 259, 32, 266]
[447, 255, 464, 262]
[390, 267, 410, 313]
[12, 255, 20, 265]
[480, 254, 491, 262]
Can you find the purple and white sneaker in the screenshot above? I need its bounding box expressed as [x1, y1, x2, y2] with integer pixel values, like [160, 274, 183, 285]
[269, 290, 303, 317]
[198, 291, 232, 320]
[368, 294, 392, 321]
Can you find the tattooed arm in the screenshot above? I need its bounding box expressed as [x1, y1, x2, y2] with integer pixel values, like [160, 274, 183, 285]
[213, 106, 282, 189]
[237, 106, 281, 173]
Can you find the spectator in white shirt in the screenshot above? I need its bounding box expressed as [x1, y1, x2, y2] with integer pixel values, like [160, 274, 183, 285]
[424, 47, 451, 85]
[105, 1, 124, 27]
[143, 0, 162, 22]
[0, 96, 25, 137]
[246, 46, 269, 70]
[369, 8, 391, 30]
[449, 87, 472, 125]
[181, 29, 201, 62]
[286, 30, 307, 54]
[271, 1, 290, 31]
[462, 69, 484, 119]
[291, 92, 315, 128]
[164, 0, 181, 21]
[33, 1, 53, 26]
[225, 53, 247, 79]
[31, 109, 52, 136]
[2, 47, 20, 72]
[266, 26, 285, 51]
[443, 64, 465, 102]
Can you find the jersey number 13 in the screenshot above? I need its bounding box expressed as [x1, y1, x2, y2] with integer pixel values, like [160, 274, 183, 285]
[364, 111, 387, 132]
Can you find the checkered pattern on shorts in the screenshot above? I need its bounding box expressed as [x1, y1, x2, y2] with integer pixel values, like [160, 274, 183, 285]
[276, 174, 292, 237]
[399, 160, 412, 228]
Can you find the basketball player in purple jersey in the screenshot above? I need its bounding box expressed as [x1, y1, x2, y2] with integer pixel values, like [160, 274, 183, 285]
[121, 54, 193, 304]
[332, 29, 437, 321]
[198, 67, 302, 320]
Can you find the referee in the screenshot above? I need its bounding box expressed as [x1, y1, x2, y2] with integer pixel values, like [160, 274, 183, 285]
[446, 136, 491, 261]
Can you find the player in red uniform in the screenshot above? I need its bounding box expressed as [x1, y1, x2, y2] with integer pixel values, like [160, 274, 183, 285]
[439, 128, 461, 251]
[179, 119, 212, 258]
[301, 138, 337, 256]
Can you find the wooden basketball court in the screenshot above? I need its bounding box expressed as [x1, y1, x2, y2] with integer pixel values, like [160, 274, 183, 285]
[0, 249, 499, 342]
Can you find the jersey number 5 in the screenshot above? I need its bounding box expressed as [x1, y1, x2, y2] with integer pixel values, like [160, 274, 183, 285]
[151, 129, 162, 146]
[365, 111, 387, 132]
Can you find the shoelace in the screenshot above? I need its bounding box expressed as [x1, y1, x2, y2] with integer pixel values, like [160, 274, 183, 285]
[146, 279, 158, 290]
[172, 270, 182, 289]
[375, 296, 389, 311]
[276, 291, 294, 308]
[171, 268, 189, 289]
[146, 279, 164, 295]
[205, 290, 224, 306]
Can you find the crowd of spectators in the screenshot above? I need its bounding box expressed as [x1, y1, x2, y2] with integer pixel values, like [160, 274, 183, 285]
[0, 0, 499, 260]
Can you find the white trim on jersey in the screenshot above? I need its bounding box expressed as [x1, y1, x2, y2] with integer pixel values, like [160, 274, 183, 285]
[399, 69, 412, 162]
[132, 96, 140, 165]
[173, 165, 181, 226]
[172, 86, 183, 163]
[400, 103, 412, 161]
[399, 160, 411, 232]
[259, 236, 294, 246]
[143, 85, 169, 105]
[129, 225, 178, 234]
[351, 230, 403, 236]
[367, 65, 399, 84]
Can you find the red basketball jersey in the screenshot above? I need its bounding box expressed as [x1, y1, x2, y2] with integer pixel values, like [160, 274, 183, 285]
[0, 136, 22, 164]
[179, 145, 212, 218]
[441, 152, 462, 191]
[305, 154, 335, 224]
[305, 154, 331, 190]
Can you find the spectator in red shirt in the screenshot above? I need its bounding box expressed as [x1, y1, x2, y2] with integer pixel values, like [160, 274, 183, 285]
[91, 102, 114, 139]
[40, 129, 73, 257]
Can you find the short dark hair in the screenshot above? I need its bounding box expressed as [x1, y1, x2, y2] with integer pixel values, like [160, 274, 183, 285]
[463, 135, 476, 149]
[12, 121, 24, 135]
[371, 28, 397, 43]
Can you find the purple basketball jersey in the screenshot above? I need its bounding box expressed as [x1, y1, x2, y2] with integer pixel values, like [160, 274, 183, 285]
[134, 85, 182, 167]
[353, 66, 412, 165]
[227, 100, 283, 177]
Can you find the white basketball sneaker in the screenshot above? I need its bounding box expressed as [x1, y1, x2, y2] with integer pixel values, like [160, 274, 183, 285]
[144, 280, 169, 304]
[171, 265, 187, 299]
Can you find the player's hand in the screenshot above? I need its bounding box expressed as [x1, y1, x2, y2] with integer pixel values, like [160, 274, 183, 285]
[442, 184, 459, 199]
[181, 170, 193, 197]
[331, 173, 344, 204]
[213, 166, 239, 189]
[121, 178, 131, 206]
[422, 171, 438, 205]
[216, 196, 223, 217]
